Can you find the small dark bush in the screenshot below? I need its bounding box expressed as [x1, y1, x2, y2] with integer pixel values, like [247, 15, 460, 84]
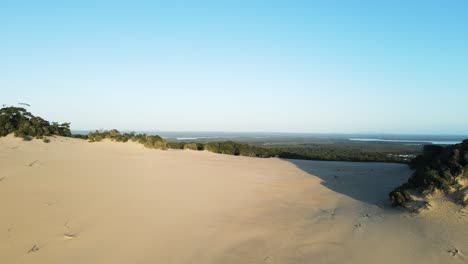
[389, 184, 413, 206]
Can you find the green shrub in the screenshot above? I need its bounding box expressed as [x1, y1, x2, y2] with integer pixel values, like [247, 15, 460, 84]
[183, 143, 198, 150]
[0, 106, 71, 139]
[389, 184, 412, 206]
[390, 140, 468, 206]
[167, 142, 185, 149]
[22, 135, 33, 141]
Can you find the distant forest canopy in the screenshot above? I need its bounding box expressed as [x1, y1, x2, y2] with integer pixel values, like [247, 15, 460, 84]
[389, 141, 468, 207]
[0, 106, 71, 141]
[77, 129, 412, 163]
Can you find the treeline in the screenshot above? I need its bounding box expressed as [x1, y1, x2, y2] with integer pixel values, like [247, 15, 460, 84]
[78, 130, 276, 156]
[389, 140, 468, 206]
[78, 130, 411, 163]
[171, 141, 276, 157]
[82, 129, 167, 149]
[0, 106, 71, 141]
[273, 146, 408, 163]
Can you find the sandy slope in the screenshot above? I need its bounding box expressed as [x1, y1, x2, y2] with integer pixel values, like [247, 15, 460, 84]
[0, 135, 467, 264]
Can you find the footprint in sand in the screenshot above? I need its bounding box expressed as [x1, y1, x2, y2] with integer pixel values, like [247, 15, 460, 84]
[28, 160, 39, 167]
[63, 219, 80, 240]
[320, 208, 337, 219]
[7, 227, 13, 239]
[448, 247, 459, 257]
[0, 177, 5, 182]
[27, 244, 39, 253]
[63, 233, 78, 240]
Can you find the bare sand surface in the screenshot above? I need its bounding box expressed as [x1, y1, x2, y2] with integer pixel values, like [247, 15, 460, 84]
[1, 135, 467, 264]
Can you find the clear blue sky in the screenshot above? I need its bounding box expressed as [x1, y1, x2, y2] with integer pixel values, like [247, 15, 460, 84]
[2, 1, 467, 134]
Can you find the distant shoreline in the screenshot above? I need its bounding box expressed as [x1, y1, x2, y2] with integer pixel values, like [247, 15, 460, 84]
[348, 138, 461, 145]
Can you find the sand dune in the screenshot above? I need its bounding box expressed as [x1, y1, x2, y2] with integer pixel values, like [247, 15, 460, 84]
[0, 135, 467, 264]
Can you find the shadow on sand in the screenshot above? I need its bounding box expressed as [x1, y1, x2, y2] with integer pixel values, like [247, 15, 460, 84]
[285, 159, 412, 207]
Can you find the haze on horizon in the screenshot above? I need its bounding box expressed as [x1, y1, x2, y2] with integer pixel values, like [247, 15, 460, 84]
[2, 1, 467, 134]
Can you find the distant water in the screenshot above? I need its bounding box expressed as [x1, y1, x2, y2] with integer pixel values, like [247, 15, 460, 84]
[349, 138, 461, 145]
[175, 137, 220, 141]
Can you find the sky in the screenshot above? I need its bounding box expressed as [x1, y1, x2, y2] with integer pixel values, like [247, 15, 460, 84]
[1, 1, 467, 134]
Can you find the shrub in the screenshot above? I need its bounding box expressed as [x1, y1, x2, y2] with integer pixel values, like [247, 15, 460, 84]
[167, 142, 185, 149]
[390, 140, 468, 206]
[389, 184, 412, 206]
[0, 106, 71, 139]
[183, 143, 198, 150]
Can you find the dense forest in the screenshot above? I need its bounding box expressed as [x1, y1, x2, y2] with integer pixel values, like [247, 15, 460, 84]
[0, 106, 71, 141]
[389, 141, 468, 206]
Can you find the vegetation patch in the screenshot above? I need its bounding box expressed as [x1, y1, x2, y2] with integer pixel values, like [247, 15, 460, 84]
[0, 106, 71, 140]
[389, 141, 468, 206]
[85, 129, 167, 149]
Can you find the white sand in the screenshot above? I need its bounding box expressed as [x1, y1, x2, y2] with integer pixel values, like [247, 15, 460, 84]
[0, 135, 467, 263]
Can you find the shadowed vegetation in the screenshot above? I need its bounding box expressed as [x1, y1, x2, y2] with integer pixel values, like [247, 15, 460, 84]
[389, 140, 468, 206]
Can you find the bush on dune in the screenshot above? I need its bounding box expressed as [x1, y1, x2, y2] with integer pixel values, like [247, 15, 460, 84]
[389, 140, 468, 207]
[84, 130, 168, 150]
[183, 142, 198, 150]
[0, 106, 71, 140]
